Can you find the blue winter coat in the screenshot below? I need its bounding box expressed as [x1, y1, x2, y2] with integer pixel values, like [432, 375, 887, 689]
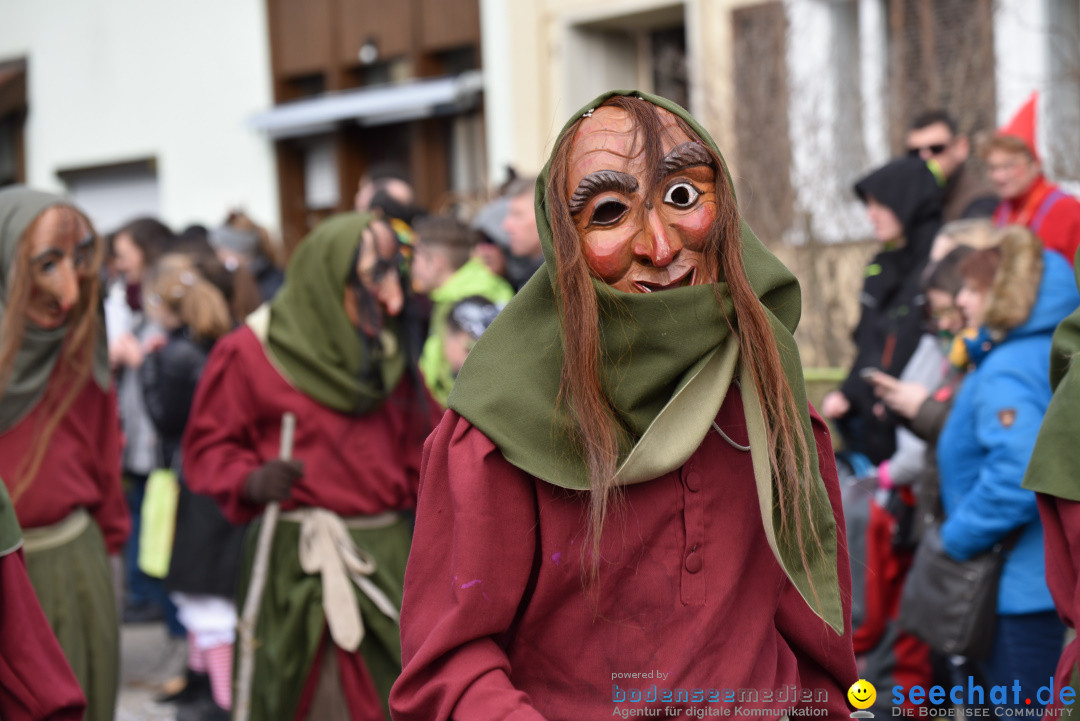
[937, 249, 1080, 614]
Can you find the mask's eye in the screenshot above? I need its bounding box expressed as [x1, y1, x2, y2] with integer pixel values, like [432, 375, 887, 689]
[663, 182, 700, 208]
[589, 200, 629, 226]
[74, 236, 96, 269]
[33, 253, 60, 274]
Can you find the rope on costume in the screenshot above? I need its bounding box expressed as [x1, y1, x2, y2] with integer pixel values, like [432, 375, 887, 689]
[282, 507, 401, 653]
[234, 412, 295, 721]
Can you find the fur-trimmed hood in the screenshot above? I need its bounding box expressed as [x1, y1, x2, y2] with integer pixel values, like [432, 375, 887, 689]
[986, 226, 1078, 340]
[984, 226, 1043, 333]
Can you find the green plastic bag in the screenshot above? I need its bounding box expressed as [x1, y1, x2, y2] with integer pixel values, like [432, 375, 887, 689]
[138, 468, 179, 578]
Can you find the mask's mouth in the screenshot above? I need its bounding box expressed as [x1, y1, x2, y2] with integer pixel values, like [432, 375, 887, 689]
[633, 267, 695, 293]
[29, 298, 72, 328]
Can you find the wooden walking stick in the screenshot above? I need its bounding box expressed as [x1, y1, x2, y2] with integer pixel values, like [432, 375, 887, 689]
[234, 412, 295, 721]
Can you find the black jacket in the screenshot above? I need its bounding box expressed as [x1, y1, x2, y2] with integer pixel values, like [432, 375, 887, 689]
[140, 328, 247, 598]
[251, 256, 285, 302]
[141, 328, 209, 468]
[842, 157, 943, 464]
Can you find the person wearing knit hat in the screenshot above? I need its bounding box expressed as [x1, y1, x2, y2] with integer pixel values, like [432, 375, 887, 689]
[209, 211, 285, 302]
[469, 194, 512, 280]
[0, 186, 130, 721]
[209, 222, 259, 259]
[441, 295, 502, 378]
[389, 91, 857, 720]
[982, 92, 1080, 266]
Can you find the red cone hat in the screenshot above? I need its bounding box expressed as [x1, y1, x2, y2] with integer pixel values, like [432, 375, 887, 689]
[999, 91, 1039, 160]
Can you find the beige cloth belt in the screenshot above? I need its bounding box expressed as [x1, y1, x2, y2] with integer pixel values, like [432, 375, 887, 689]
[279, 508, 400, 652]
[22, 508, 91, 554]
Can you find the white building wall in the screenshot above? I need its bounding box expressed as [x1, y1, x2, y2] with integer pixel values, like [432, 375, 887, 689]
[994, 0, 1080, 192]
[857, 0, 888, 169]
[479, 0, 519, 187]
[479, 0, 737, 185]
[483, 0, 1074, 236]
[786, 0, 872, 243]
[0, 0, 279, 234]
[993, 0, 1050, 129]
[479, 0, 549, 183]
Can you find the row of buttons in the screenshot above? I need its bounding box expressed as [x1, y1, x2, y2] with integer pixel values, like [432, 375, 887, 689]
[684, 461, 703, 585]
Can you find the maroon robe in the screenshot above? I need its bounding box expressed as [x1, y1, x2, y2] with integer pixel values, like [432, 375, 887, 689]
[1036, 494, 1080, 706]
[390, 388, 858, 721]
[183, 325, 438, 524]
[183, 324, 440, 720]
[0, 546, 86, 721]
[0, 379, 128, 554]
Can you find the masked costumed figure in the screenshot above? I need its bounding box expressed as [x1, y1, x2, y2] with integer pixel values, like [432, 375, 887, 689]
[0, 187, 129, 721]
[183, 213, 439, 720]
[1023, 245, 1080, 711]
[390, 92, 858, 720]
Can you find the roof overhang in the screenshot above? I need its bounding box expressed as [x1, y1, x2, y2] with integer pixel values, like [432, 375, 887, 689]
[250, 70, 483, 139]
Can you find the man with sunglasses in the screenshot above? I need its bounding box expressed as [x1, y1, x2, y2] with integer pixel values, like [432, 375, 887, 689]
[906, 110, 997, 222]
[183, 213, 440, 721]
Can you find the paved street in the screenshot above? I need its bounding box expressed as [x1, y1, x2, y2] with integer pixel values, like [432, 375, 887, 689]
[116, 623, 184, 721]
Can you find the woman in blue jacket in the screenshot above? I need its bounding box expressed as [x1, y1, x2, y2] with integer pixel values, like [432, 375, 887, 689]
[938, 224, 1080, 707]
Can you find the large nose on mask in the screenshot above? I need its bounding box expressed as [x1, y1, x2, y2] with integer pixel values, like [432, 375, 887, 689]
[56, 261, 80, 312]
[377, 273, 404, 318]
[634, 207, 683, 267]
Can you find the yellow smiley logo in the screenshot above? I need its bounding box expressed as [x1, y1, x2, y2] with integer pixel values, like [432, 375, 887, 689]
[847, 679, 877, 710]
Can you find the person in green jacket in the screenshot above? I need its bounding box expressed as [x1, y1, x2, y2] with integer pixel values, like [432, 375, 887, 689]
[411, 216, 513, 406]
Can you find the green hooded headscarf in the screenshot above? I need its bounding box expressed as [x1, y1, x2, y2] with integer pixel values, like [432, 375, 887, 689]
[258, 212, 405, 414]
[1023, 252, 1080, 499]
[448, 90, 843, 634]
[0, 186, 110, 433]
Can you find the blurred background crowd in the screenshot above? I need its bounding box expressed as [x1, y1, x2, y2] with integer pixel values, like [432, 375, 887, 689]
[2, 1, 1080, 720]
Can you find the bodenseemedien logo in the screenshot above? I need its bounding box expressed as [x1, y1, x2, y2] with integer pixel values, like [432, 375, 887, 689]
[847, 679, 876, 718]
